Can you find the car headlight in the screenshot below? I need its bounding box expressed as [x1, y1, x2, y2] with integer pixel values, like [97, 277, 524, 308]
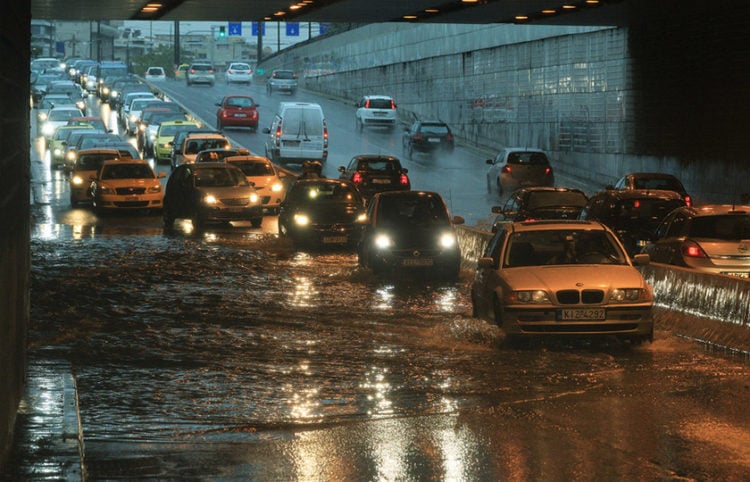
[42, 123, 55, 136]
[102, 87, 110, 95]
[439, 231, 457, 248]
[130, 114, 138, 123]
[99, 184, 115, 195]
[249, 192, 259, 203]
[610, 288, 650, 303]
[66, 151, 76, 161]
[72, 176, 84, 185]
[77, 101, 85, 110]
[270, 182, 283, 192]
[139, 124, 147, 132]
[506, 290, 551, 304]
[38, 112, 48, 121]
[146, 185, 162, 194]
[203, 194, 218, 205]
[111, 90, 119, 98]
[293, 213, 309, 226]
[53, 148, 62, 156]
[374, 233, 392, 249]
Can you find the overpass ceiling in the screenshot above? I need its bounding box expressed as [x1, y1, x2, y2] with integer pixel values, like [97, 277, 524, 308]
[31, 0, 635, 26]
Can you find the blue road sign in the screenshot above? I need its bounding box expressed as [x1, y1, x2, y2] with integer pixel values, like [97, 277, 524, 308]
[286, 22, 299, 36]
[228, 22, 242, 36]
[251, 22, 266, 36]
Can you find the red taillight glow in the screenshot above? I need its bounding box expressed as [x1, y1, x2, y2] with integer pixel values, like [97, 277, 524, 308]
[545, 167, 552, 175]
[501, 165, 512, 173]
[684, 195, 692, 207]
[390, 100, 396, 109]
[323, 121, 328, 147]
[399, 173, 409, 186]
[682, 240, 707, 258]
[275, 120, 282, 144]
[446, 133, 454, 142]
[634, 200, 641, 208]
[352, 172, 363, 184]
[228, 69, 234, 74]
[365, 99, 370, 108]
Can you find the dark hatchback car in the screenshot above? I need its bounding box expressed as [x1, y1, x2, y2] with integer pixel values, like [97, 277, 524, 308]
[358, 190, 465, 280]
[580, 189, 686, 256]
[278, 178, 366, 248]
[610, 172, 692, 207]
[337, 154, 410, 202]
[162, 162, 263, 230]
[402, 120, 454, 160]
[491, 187, 589, 232]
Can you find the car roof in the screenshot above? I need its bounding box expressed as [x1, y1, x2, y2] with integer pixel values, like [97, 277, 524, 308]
[679, 204, 750, 217]
[374, 190, 442, 200]
[184, 133, 227, 140]
[597, 188, 684, 200]
[625, 172, 682, 179]
[224, 155, 271, 163]
[510, 219, 608, 232]
[502, 147, 546, 153]
[352, 154, 400, 162]
[101, 158, 150, 166]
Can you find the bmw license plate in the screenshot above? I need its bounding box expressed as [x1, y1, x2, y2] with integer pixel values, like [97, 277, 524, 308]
[559, 308, 606, 321]
[402, 258, 433, 267]
[323, 236, 347, 244]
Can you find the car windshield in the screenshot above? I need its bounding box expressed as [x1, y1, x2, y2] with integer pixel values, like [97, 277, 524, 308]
[159, 125, 197, 137]
[507, 152, 549, 165]
[288, 182, 358, 203]
[357, 159, 401, 172]
[225, 97, 254, 108]
[504, 229, 627, 267]
[420, 123, 449, 135]
[193, 167, 245, 187]
[527, 191, 588, 209]
[78, 154, 115, 171]
[231, 161, 275, 176]
[101, 163, 154, 180]
[274, 70, 295, 79]
[230, 63, 250, 70]
[48, 109, 81, 121]
[632, 177, 684, 191]
[377, 195, 450, 226]
[689, 214, 750, 240]
[367, 98, 393, 109]
[185, 139, 230, 154]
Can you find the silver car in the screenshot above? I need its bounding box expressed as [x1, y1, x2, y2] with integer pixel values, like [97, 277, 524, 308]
[485, 147, 555, 196]
[642, 204, 750, 279]
[186, 63, 216, 86]
[471, 220, 654, 345]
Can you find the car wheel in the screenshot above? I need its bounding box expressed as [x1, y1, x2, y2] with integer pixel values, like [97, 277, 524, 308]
[492, 296, 504, 328]
[470, 289, 480, 318]
[251, 217, 263, 228]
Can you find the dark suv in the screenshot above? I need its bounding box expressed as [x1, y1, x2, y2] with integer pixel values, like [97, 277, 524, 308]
[402, 120, 454, 160]
[267, 69, 297, 95]
[337, 154, 410, 202]
[580, 189, 686, 256]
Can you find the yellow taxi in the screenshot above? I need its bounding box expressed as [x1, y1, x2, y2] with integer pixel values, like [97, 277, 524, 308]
[69, 149, 120, 207]
[90, 158, 166, 214]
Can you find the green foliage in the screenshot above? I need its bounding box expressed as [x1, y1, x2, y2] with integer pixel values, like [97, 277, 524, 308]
[130, 45, 191, 78]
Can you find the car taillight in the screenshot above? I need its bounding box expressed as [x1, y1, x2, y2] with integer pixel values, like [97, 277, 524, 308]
[365, 99, 370, 108]
[684, 195, 692, 207]
[275, 120, 282, 145]
[323, 121, 328, 148]
[682, 240, 707, 258]
[390, 100, 396, 109]
[545, 167, 552, 175]
[190, 69, 195, 74]
[413, 133, 424, 141]
[209, 69, 214, 74]
[501, 165, 512, 173]
[399, 173, 409, 186]
[352, 172, 363, 184]
[228, 69, 234, 74]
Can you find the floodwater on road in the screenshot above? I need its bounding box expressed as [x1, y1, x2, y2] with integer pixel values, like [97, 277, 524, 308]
[26, 220, 750, 480]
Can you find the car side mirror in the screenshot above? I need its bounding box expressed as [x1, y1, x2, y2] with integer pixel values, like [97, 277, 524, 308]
[262, 127, 271, 134]
[632, 253, 650, 266]
[215, 103, 222, 107]
[338, 166, 345, 172]
[402, 168, 408, 173]
[452, 215, 465, 225]
[486, 159, 494, 165]
[477, 257, 496, 270]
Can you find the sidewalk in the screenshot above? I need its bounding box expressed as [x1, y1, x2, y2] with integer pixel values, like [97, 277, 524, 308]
[2, 358, 84, 481]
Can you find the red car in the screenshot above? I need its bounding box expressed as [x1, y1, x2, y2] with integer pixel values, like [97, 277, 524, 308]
[215, 95, 260, 132]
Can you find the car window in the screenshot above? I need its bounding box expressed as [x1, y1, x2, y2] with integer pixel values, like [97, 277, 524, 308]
[273, 70, 295, 79]
[225, 97, 253, 108]
[358, 159, 399, 171]
[78, 154, 114, 171]
[231, 161, 275, 176]
[231, 63, 250, 70]
[689, 214, 750, 240]
[193, 167, 245, 187]
[101, 164, 153, 180]
[282, 108, 323, 136]
[613, 198, 684, 224]
[420, 123, 449, 135]
[633, 177, 684, 191]
[288, 182, 358, 203]
[366, 98, 393, 109]
[507, 152, 549, 165]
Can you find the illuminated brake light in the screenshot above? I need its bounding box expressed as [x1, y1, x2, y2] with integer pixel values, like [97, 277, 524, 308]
[545, 167, 552, 175]
[399, 173, 409, 186]
[390, 100, 395, 109]
[352, 172, 363, 184]
[323, 121, 329, 148]
[682, 240, 707, 258]
[501, 165, 512, 173]
[634, 200, 641, 208]
[684, 195, 692, 207]
[365, 99, 370, 108]
[275, 120, 282, 145]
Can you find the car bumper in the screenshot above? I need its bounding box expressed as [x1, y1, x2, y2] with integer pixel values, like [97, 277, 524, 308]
[368, 248, 461, 274]
[285, 224, 361, 245]
[501, 304, 654, 337]
[95, 195, 163, 210]
[198, 205, 263, 222]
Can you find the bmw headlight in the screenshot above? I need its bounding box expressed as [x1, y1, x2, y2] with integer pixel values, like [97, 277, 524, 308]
[610, 288, 650, 303]
[374, 233, 392, 249]
[506, 290, 550, 304]
[293, 213, 310, 226]
[439, 231, 457, 248]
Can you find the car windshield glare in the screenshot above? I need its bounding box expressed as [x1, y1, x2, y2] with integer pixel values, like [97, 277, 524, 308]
[689, 214, 750, 240]
[194, 168, 245, 187]
[504, 230, 626, 267]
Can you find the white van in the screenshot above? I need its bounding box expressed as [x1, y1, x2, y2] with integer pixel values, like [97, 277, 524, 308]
[263, 102, 328, 165]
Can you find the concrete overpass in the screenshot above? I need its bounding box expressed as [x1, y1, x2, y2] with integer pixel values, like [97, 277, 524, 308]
[3, 0, 749, 465]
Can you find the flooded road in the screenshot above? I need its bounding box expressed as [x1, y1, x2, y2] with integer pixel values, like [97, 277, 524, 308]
[28, 217, 750, 480]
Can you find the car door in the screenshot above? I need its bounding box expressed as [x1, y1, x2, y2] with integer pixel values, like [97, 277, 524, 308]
[472, 227, 507, 319]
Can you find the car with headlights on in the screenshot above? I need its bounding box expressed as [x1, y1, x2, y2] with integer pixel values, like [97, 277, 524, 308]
[486, 147, 555, 196]
[153, 120, 200, 165]
[642, 204, 750, 278]
[163, 162, 263, 230]
[491, 187, 589, 232]
[215, 95, 260, 131]
[471, 220, 654, 345]
[39, 105, 84, 140]
[337, 154, 410, 203]
[580, 188, 686, 257]
[68, 148, 121, 206]
[278, 178, 366, 248]
[224, 155, 287, 213]
[47, 125, 96, 169]
[89, 158, 166, 214]
[358, 190, 464, 280]
[137, 108, 187, 157]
